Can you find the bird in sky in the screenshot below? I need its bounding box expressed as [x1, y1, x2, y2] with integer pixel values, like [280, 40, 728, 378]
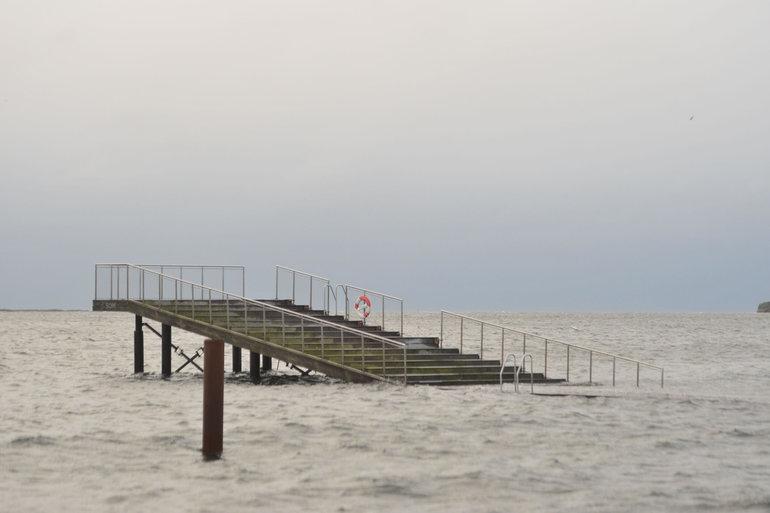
[689, 114, 695, 121]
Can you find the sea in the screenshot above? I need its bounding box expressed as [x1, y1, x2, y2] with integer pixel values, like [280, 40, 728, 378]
[1, 311, 769, 512]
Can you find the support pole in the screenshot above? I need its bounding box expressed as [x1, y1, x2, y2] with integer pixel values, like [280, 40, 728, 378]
[133, 315, 144, 374]
[232, 346, 242, 373]
[262, 355, 272, 371]
[161, 324, 172, 378]
[250, 351, 260, 384]
[202, 338, 224, 460]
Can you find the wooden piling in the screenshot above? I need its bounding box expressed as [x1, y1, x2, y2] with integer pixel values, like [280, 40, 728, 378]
[232, 346, 242, 373]
[250, 351, 260, 383]
[161, 324, 172, 378]
[133, 315, 144, 374]
[202, 338, 224, 460]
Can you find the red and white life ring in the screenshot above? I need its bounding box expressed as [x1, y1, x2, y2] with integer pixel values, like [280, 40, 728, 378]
[353, 294, 372, 318]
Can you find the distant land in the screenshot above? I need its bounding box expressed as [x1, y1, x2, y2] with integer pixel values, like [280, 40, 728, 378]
[0, 309, 86, 312]
[759, 302, 770, 313]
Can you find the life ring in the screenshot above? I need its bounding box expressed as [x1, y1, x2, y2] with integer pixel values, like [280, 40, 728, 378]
[353, 294, 372, 318]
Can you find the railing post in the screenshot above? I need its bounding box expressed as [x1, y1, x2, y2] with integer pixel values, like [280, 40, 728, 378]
[226, 295, 230, 330]
[126, 265, 130, 299]
[159, 266, 163, 299]
[480, 323, 484, 360]
[244, 298, 248, 335]
[460, 317, 464, 354]
[544, 339, 548, 379]
[292, 272, 296, 303]
[403, 345, 407, 385]
[566, 345, 570, 382]
[589, 351, 593, 384]
[440, 311, 444, 348]
[522, 333, 526, 372]
[221, 266, 225, 294]
[382, 340, 386, 375]
[275, 267, 279, 299]
[201, 267, 205, 301]
[400, 301, 404, 336]
[381, 297, 385, 332]
[501, 329, 505, 362]
[242, 268, 245, 297]
[208, 289, 212, 323]
[310, 278, 313, 310]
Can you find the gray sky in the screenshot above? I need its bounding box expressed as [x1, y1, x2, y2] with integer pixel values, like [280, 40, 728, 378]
[1, 0, 769, 311]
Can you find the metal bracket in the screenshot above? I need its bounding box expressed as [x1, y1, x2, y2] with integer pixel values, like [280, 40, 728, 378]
[142, 322, 204, 373]
[289, 364, 312, 376]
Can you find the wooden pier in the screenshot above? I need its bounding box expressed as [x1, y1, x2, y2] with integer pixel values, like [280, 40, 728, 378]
[93, 264, 559, 386]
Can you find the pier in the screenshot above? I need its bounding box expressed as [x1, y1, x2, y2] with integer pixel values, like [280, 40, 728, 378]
[93, 263, 662, 387]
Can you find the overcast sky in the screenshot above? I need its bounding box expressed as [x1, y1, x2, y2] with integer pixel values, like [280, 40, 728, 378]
[1, 0, 768, 311]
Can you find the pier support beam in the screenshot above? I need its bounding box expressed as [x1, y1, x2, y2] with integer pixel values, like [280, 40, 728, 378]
[161, 324, 172, 378]
[232, 346, 242, 373]
[133, 315, 144, 374]
[262, 355, 272, 371]
[249, 351, 260, 384]
[202, 338, 224, 460]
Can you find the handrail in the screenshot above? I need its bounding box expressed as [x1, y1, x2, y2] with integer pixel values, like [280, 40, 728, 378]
[95, 264, 408, 384]
[275, 266, 405, 335]
[275, 266, 331, 312]
[441, 310, 664, 388]
[344, 284, 405, 335]
[326, 284, 349, 318]
[95, 263, 245, 300]
[516, 354, 534, 394]
[500, 353, 517, 391]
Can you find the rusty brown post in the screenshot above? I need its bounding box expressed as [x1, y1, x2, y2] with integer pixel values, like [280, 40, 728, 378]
[202, 338, 224, 460]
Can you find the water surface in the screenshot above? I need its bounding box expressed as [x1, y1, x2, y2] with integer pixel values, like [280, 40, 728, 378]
[1, 312, 768, 512]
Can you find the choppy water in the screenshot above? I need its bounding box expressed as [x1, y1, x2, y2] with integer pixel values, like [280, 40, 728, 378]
[1, 311, 769, 512]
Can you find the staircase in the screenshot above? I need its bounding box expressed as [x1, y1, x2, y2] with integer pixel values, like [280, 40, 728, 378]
[92, 262, 564, 385]
[132, 298, 563, 385]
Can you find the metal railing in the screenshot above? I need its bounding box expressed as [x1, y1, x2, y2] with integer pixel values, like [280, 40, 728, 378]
[275, 266, 331, 312]
[441, 311, 664, 388]
[95, 264, 408, 384]
[277, 266, 405, 335]
[499, 353, 534, 394]
[96, 264, 245, 300]
[340, 284, 404, 335]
